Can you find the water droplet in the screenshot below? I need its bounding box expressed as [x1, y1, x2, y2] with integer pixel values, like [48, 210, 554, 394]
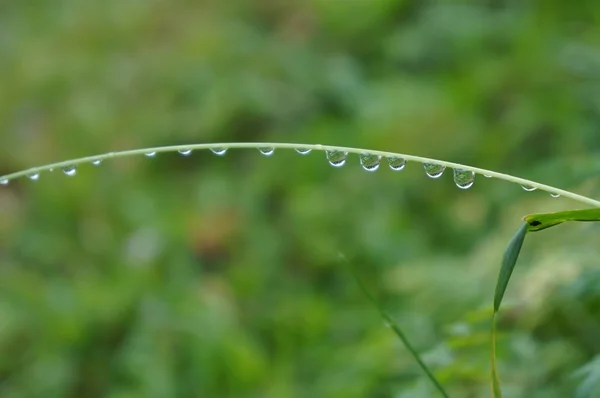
[521, 185, 537, 192]
[258, 147, 275, 156]
[326, 150, 348, 167]
[0, 179, 8, 186]
[483, 174, 492, 178]
[145, 152, 157, 157]
[62, 166, 77, 177]
[28, 173, 40, 181]
[423, 163, 446, 179]
[550, 193, 561, 198]
[359, 153, 382, 172]
[210, 148, 227, 156]
[178, 149, 192, 156]
[453, 169, 475, 189]
[49, 168, 54, 172]
[387, 157, 406, 171]
[92, 159, 102, 166]
[295, 148, 312, 155]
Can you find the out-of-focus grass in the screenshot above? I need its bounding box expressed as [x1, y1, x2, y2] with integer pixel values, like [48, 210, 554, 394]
[1, 1, 600, 397]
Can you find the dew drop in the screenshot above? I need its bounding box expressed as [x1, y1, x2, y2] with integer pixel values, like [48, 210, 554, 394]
[423, 163, 446, 179]
[359, 153, 382, 172]
[210, 148, 227, 156]
[145, 152, 157, 157]
[92, 159, 102, 166]
[453, 169, 475, 189]
[550, 193, 561, 198]
[521, 185, 537, 192]
[483, 174, 492, 178]
[326, 150, 348, 167]
[258, 147, 275, 156]
[49, 168, 54, 172]
[62, 166, 77, 177]
[295, 148, 312, 155]
[178, 149, 192, 156]
[0, 179, 8, 186]
[387, 157, 406, 171]
[28, 173, 40, 181]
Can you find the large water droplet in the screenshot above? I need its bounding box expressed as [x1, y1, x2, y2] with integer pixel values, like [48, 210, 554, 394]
[62, 166, 77, 177]
[521, 185, 537, 192]
[28, 173, 40, 181]
[258, 147, 275, 156]
[550, 193, 561, 198]
[295, 148, 312, 155]
[423, 163, 446, 179]
[387, 157, 406, 171]
[0, 179, 8, 186]
[145, 151, 157, 157]
[178, 149, 192, 156]
[453, 169, 475, 189]
[210, 148, 227, 156]
[92, 159, 102, 166]
[326, 150, 348, 167]
[359, 153, 382, 172]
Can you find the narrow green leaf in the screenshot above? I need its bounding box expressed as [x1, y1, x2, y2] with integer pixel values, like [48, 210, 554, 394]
[491, 222, 528, 397]
[493, 223, 528, 312]
[524, 208, 600, 232]
[347, 264, 451, 398]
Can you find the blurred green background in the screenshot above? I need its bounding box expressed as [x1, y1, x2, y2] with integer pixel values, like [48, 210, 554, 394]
[1, 1, 600, 397]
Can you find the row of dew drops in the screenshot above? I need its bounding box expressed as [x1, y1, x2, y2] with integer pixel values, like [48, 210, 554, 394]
[0, 147, 559, 197]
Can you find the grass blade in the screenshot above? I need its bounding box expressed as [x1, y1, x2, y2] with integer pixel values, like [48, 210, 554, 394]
[491, 222, 528, 398]
[524, 208, 600, 232]
[346, 262, 451, 398]
[494, 223, 528, 312]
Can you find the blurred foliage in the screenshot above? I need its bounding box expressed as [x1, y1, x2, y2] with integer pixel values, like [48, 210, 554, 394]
[1, 0, 600, 397]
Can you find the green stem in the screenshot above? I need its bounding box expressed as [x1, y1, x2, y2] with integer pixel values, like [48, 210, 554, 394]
[1, 142, 599, 207]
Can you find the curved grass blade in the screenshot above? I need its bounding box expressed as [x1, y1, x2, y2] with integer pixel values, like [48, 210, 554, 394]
[494, 223, 529, 312]
[524, 208, 600, 232]
[345, 261, 451, 398]
[491, 222, 529, 398]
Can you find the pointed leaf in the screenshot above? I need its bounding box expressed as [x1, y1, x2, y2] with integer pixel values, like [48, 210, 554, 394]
[494, 223, 528, 312]
[524, 208, 600, 232]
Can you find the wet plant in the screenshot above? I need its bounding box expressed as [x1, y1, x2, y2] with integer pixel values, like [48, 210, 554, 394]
[2, 142, 599, 397]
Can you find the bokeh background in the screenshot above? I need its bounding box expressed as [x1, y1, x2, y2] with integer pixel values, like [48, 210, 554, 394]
[2, 1, 600, 397]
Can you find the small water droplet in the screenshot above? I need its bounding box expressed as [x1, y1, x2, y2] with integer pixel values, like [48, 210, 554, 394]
[145, 152, 157, 157]
[49, 168, 54, 172]
[62, 166, 77, 177]
[521, 185, 537, 192]
[359, 153, 382, 172]
[326, 150, 348, 167]
[295, 148, 312, 155]
[423, 163, 446, 179]
[483, 174, 492, 178]
[550, 193, 561, 198]
[388, 157, 406, 171]
[28, 173, 40, 181]
[258, 147, 275, 156]
[453, 169, 475, 189]
[92, 159, 102, 166]
[0, 179, 8, 186]
[178, 149, 192, 156]
[210, 148, 227, 156]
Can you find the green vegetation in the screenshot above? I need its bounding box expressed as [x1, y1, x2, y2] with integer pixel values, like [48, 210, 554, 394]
[1, 1, 600, 397]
